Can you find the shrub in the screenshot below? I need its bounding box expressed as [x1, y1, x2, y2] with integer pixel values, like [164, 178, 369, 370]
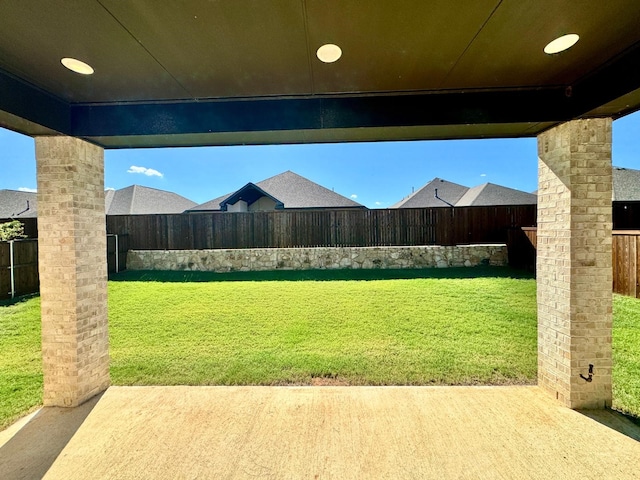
[0, 220, 26, 241]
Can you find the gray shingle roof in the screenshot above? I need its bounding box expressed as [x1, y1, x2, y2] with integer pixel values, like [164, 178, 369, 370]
[0, 190, 38, 218]
[189, 171, 363, 211]
[189, 193, 230, 212]
[391, 178, 538, 208]
[455, 183, 537, 206]
[2, 185, 197, 218]
[390, 178, 469, 208]
[613, 167, 640, 201]
[106, 185, 197, 215]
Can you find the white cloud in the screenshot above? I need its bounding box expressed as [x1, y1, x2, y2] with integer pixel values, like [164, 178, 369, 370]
[350, 194, 358, 199]
[127, 165, 163, 177]
[105, 187, 115, 191]
[480, 173, 487, 177]
[375, 201, 383, 206]
[18, 187, 37, 192]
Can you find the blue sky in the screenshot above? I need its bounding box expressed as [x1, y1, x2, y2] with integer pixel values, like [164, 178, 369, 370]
[2, 112, 639, 209]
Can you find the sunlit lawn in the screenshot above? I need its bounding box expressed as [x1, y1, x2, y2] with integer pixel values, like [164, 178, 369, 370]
[107, 269, 538, 387]
[1, 267, 638, 430]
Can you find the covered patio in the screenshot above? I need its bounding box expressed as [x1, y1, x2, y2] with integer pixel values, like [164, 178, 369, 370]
[1, 386, 639, 479]
[1, 1, 640, 477]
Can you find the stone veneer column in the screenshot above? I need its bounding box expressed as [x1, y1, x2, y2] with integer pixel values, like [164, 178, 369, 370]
[36, 136, 109, 407]
[537, 118, 612, 409]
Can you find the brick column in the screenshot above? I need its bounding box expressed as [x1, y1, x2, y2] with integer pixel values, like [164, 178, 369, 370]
[36, 136, 109, 407]
[537, 118, 612, 409]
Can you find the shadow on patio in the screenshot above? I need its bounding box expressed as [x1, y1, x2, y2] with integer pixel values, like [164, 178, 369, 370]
[0, 393, 103, 480]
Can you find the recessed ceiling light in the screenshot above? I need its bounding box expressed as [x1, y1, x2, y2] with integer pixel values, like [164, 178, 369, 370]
[316, 44, 342, 63]
[544, 34, 580, 55]
[61, 57, 94, 75]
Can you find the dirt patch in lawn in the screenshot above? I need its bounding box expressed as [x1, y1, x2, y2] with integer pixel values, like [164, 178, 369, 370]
[310, 376, 351, 386]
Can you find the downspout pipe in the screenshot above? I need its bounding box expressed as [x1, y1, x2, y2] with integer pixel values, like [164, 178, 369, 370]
[9, 240, 15, 299]
[115, 234, 119, 274]
[434, 188, 455, 207]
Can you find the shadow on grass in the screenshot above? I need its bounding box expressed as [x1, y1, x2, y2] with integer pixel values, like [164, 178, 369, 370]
[109, 266, 535, 283]
[0, 293, 39, 308]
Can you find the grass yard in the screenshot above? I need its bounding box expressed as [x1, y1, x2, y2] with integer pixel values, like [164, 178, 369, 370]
[0, 296, 41, 430]
[1, 267, 638, 431]
[107, 269, 538, 387]
[612, 295, 640, 418]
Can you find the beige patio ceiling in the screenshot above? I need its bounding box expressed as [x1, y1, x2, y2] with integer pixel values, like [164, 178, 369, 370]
[1, 0, 640, 147]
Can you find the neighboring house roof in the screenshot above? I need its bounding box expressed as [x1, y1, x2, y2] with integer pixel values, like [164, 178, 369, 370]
[219, 183, 284, 211]
[534, 166, 640, 201]
[390, 178, 469, 208]
[106, 185, 197, 215]
[455, 183, 538, 206]
[0, 190, 38, 218]
[189, 171, 364, 211]
[391, 178, 538, 208]
[2, 185, 197, 218]
[613, 167, 640, 201]
[191, 193, 230, 212]
[105, 189, 116, 213]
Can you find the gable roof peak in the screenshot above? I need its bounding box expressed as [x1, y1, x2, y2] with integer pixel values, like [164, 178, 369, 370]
[189, 170, 363, 211]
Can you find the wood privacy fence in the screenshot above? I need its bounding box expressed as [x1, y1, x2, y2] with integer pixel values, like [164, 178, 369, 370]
[614, 202, 640, 229]
[106, 206, 537, 250]
[0, 235, 129, 300]
[506, 227, 537, 272]
[6, 202, 638, 246]
[612, 231, 640, 298]
[515, 228, 640, 299]
[0, 239, 39, 299]
[107, 234, 130, 274]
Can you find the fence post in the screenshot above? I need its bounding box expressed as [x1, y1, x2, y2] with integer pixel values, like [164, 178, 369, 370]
[115, 234, 119, 273]
[9, 240, 15, 299]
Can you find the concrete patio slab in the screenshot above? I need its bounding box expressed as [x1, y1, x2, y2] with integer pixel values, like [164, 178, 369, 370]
[1, 386, 639, 479]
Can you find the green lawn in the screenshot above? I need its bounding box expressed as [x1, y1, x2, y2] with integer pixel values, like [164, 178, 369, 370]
[0, 295, 42, 430]
[612, 295, 640, 418]
[108, 269, 538, 387]
[1, 267, 638, 431]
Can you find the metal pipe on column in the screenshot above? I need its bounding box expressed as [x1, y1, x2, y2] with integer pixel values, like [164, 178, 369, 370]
[9, 240, 15, 298]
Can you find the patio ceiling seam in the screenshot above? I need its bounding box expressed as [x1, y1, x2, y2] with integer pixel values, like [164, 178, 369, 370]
[439, 0, 504, 88]
[95, 0, 194, 99]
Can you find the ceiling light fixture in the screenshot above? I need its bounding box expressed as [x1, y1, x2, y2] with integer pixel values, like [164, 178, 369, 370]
[316, 44, 342, 63]
[544, 34, 580, 55]
[61, 57, 94, 75]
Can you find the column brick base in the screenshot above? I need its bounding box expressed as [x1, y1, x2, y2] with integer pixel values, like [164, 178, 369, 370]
[537, 119, 612, 409]
[36, 136, 109, 407]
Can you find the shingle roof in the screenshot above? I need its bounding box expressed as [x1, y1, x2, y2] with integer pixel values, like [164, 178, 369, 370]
[455, 183, 537, 206]
[189, 193, 230, 212]
[613, 167, 640, 201]
[390, 178, 469, 208]
[106, 185, 197, 215]
[189, 171, 363, 211]
[0, 190, 38, 218]
[3, 186, 196, 218]
[391, 178, 538, 208]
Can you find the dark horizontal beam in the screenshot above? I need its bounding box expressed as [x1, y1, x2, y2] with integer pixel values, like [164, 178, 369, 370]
[570, 40, 640, 117]
[0, 69, 70, 134]
[71, 88, 573, 139]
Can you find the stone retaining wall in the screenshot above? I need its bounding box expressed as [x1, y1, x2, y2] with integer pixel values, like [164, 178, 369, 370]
[127, 245, 507, 272]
